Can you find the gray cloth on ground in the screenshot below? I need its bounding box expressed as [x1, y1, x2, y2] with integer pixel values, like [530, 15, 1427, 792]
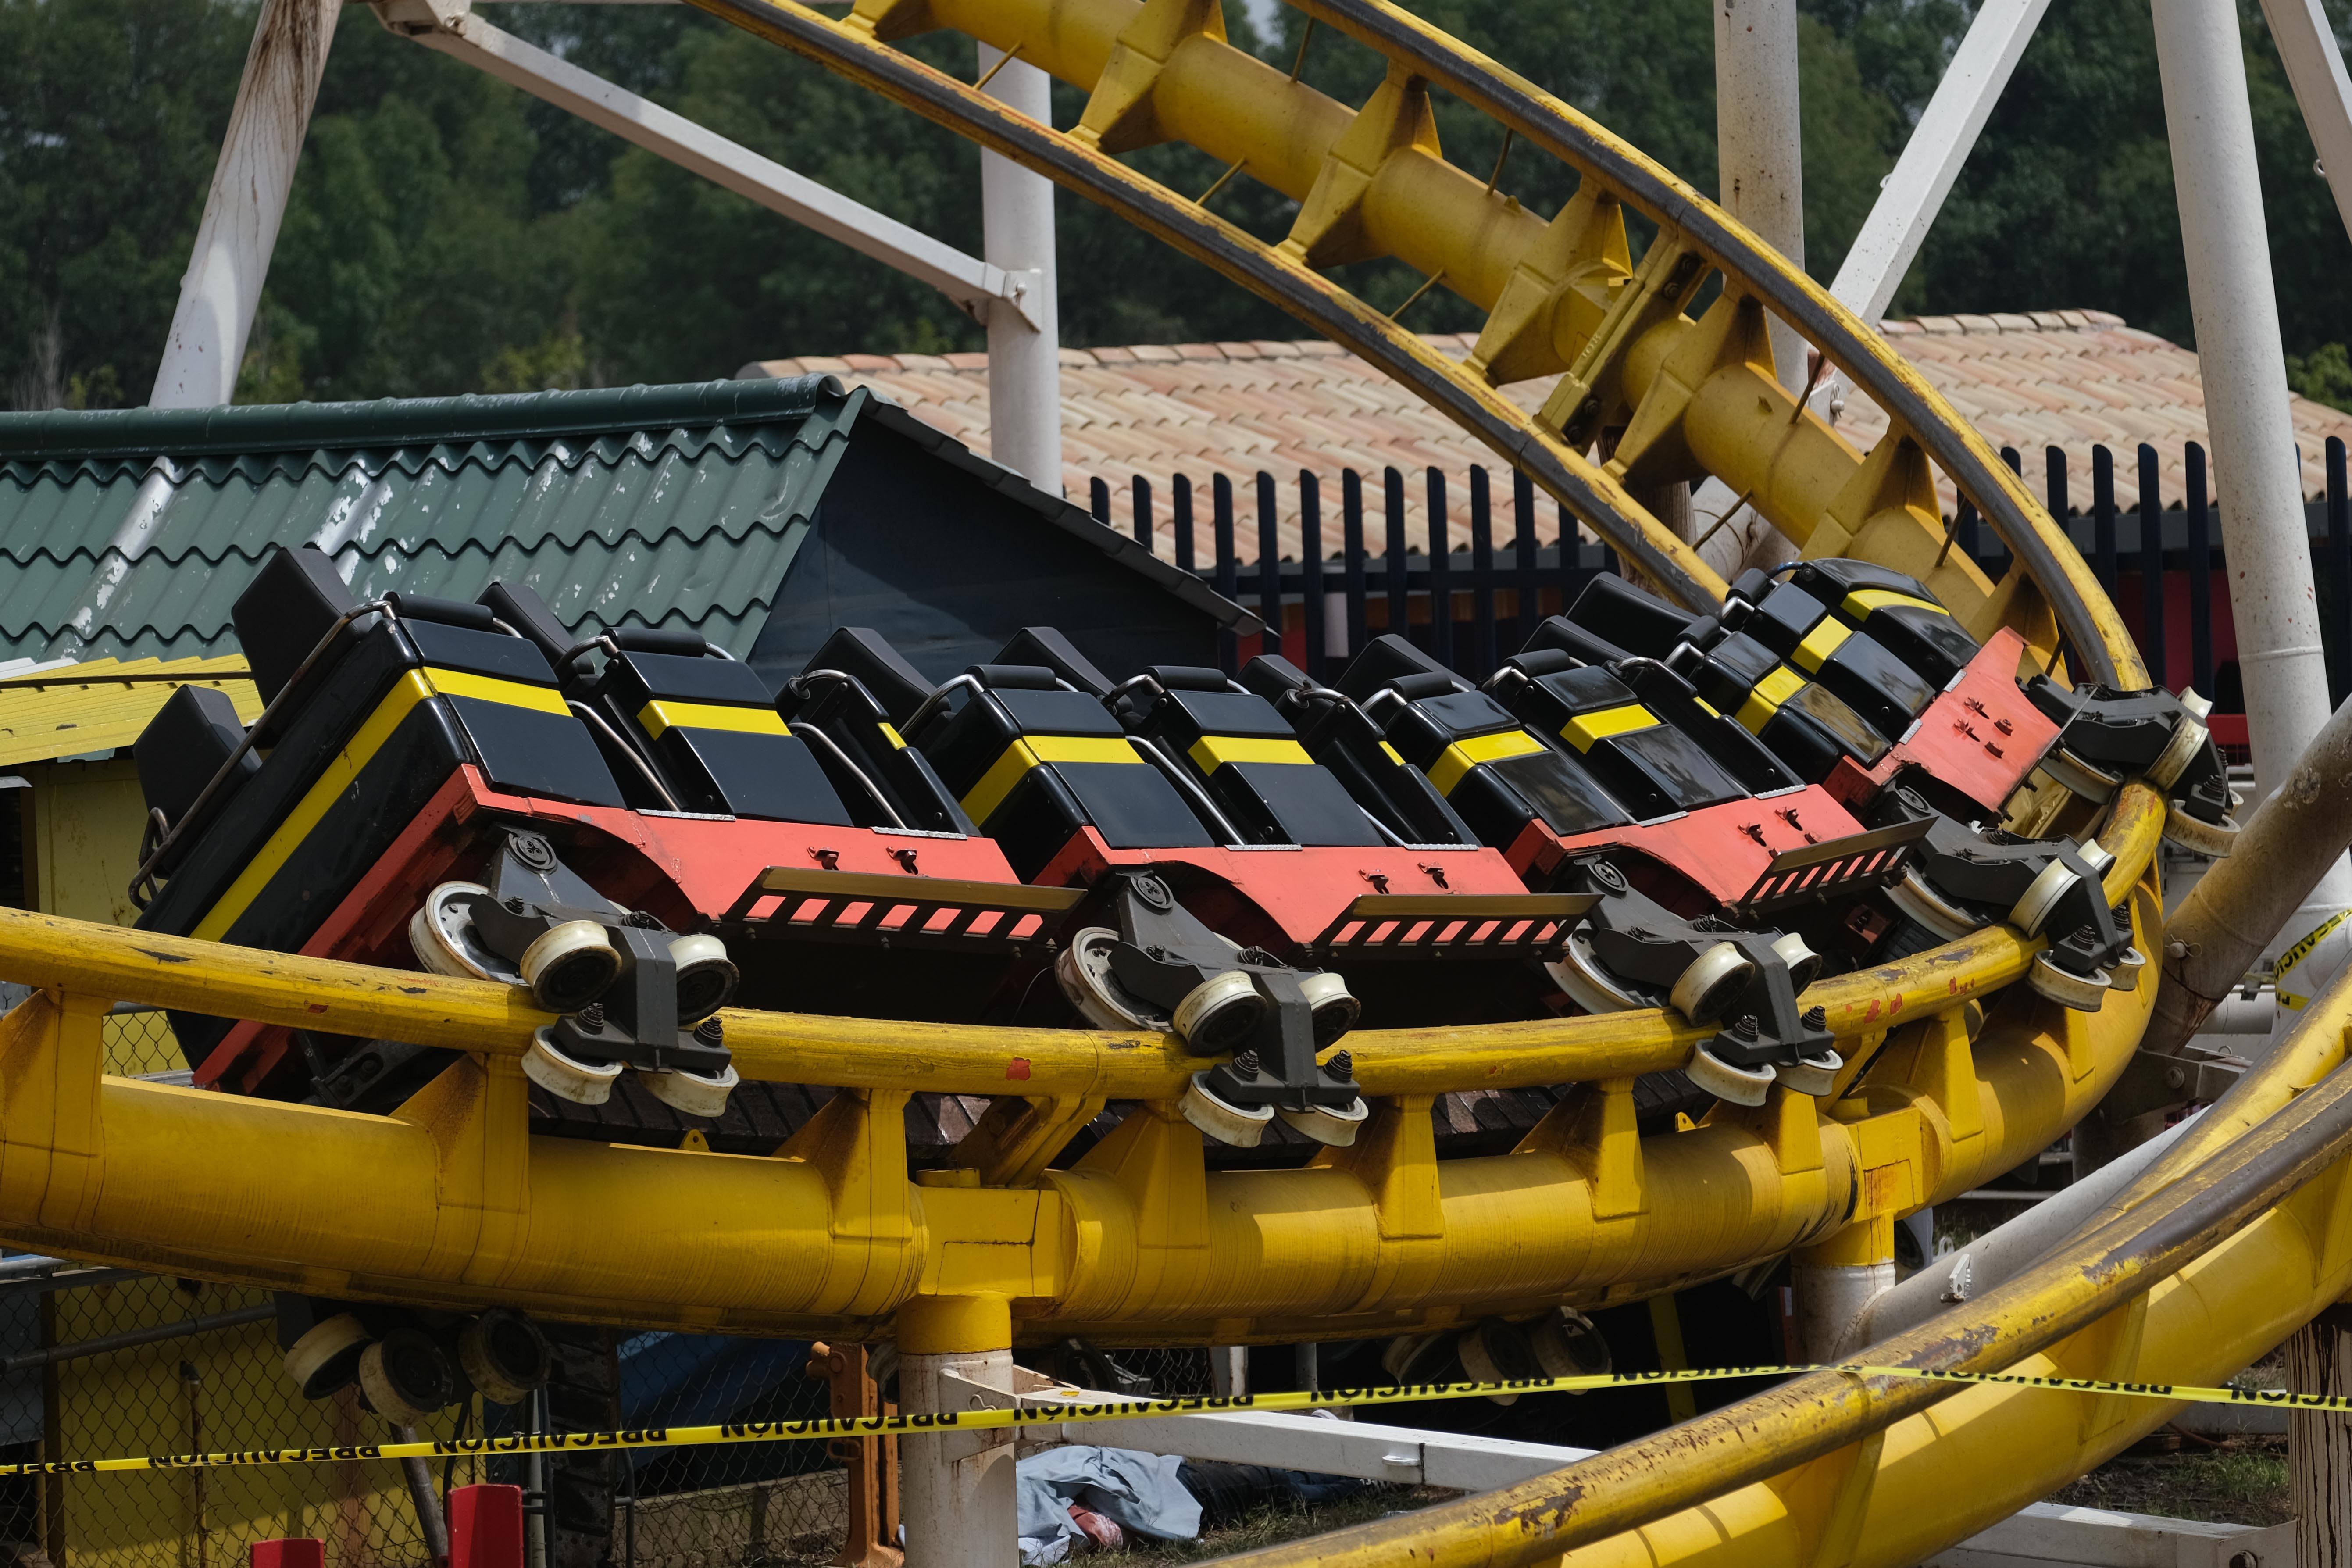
[1016, 1443, 1202, 1561]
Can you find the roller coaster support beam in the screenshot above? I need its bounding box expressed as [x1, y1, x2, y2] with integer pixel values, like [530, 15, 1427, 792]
[2154, 0, 2348, 869]
[2256, 0, 2352, 248]
[378, 0, 1036, 331]
[151, 0, 340, 407]
[898, 1297, 1017, 1568]
[1713, 0, 1806, 395]
[978, 47, 1064, 490]
[1827, 0, 2051, 324]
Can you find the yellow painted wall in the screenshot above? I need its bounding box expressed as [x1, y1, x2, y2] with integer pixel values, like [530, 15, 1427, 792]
[21, 759, 183, 1076]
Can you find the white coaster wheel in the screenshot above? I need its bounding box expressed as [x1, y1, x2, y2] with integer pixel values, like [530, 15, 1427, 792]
[1178, 1070, 1275, 1147]
[1547, 933, 1653, 1015]
[1297, 971, 1362, 1045]
[1669, 941, 1756, 1025]
[2007, 860, 2082, 939]
[521, 920, 621, 1014]
[408, 882, 522, 986]
[641, 1062, 740, 1118]
[459, 1308, 553, 1405]
[670, 932, 740, 1024]
[1456, 1319, 1535, 1405]
[2163, 803, 2241, 859]
[524, 1028, 626, 1105]
[1174, 971, 1266, 1054]
[285, 1311, 371, 1399]
[1054, 927, 1171, 1031]
[358, 1329, 454, 1424]
[1277, 1097, 1370, 1148]
[2040, 749, 2120, 802]
[1770, 932, 1823, 992]
[2107, 945, 2148, 992]
[1886, 868, 1979, 943]
[1687, 1047, 1775, 1107]
[2149, 714, 2210, 790]
[1775, 1048, 1844, 1097]
[1528, 1307, 1611, 1380]
[2029, 951, 2111, 1012]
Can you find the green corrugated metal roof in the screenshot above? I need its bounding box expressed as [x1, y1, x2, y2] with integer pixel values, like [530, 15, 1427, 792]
[0, 377, 1249, 668]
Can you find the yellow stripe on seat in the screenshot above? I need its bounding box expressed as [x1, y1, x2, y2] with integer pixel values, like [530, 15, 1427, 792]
[425, 668, 569, 717]
[1188, 735, 1313, 772]
[1791, 617, 1854, 674]
[959, 735, 1145, 824]
[1560, 703, 1658, 753]
[639, 699, 789, 739]
[1427, 729, 1545, 797]
[193, 672, 436, 942]
[1736, 665, 1809, 736]
[1843, 588, 1950, 621]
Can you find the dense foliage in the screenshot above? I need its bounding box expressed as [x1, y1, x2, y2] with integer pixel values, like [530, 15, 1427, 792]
[0, 0, 2345, 408]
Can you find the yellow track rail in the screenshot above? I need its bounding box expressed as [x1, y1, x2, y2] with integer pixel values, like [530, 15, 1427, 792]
[0, 787, 2156, 1344]
[1217, 962, 2352, 1568]
[672, 0, 2141, 686]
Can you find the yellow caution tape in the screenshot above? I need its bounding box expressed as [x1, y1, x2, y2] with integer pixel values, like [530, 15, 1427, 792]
[2274, 907, 2351, 1011]
[3, 1362, 2329, 1475]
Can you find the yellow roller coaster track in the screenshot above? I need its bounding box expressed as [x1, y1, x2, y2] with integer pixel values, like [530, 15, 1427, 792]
[0, 0, 2296, 1557]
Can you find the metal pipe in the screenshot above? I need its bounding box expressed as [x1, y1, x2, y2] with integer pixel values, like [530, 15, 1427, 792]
[0, 1304, 273, 1375]
[2253, 0, 2352, 249]
[152, 0, 342, 407]
[393, 1423, 454, 1568]
[977, 46, 1062, 491]
[1831, 1108, 2203, 1356]
[1213, 1031, 2352, 1568]
[2144, 691, 2352, 1058]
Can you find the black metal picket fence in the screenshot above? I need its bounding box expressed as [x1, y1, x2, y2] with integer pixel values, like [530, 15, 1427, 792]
[1090, 436, 2352, 716]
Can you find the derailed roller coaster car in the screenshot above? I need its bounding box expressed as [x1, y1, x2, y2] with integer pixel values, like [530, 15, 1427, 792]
[1331, 631, 1868, 1103]
[127, 547, 1046, 1113]
[804, 625, 1590, 1147]
[1560, 566, 2214, 1005]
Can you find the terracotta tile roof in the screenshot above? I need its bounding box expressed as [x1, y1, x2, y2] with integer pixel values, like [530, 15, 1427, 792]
[741, 310, 2352, 566]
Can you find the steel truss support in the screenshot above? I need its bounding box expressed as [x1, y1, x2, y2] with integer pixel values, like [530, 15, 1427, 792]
[151, 0, 342, 407]
[377, 0, 1040, 331]
[2256, 0, 2352, 249]
[1827, 0, 2053, 324]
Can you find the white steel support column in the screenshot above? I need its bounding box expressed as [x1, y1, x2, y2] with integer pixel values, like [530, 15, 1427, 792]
[977, 46, 1063, 493]
[152, 0, 341, 408]
[901, 1347, 1018, 1568]
[1828, 0, 2052, 323]
[384, 0, 1029, 326]
[2152, 0, 2352, 935]
[1715, 0, 1807, 391]
[2256, 0, 2352, 247]
[1694, 0, 1804, 571]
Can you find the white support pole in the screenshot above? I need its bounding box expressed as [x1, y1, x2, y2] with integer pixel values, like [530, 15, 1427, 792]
[977, 46, 1063, 493]
[901, 1350, 1018, 1568]
[2152, 0, 2352, 938]
[151, 0, 342, 408]
[1715, 0, 1807, 391]
[2256, 0, 2352, 248]
[1828, 0, 2053, 323]
[1693, 0, 1805, 571]
[380, 0, 1033, 326]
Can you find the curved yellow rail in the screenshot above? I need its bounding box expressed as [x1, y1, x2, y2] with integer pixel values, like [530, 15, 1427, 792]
[1217, 961, 2352, 1568]
[673, 0, 2142, 686]
[0, 790, 2156, 1344]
